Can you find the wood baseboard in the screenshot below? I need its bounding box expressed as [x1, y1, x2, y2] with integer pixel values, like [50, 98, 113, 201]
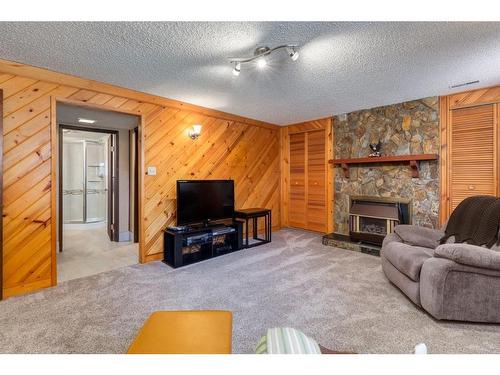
[3, 278, 52, 299]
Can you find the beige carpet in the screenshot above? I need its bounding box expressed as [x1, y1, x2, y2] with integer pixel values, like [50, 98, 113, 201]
[1, 229, 499, 353]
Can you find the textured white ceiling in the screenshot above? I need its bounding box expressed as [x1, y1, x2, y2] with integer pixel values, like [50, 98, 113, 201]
[1, 22, 499, 125]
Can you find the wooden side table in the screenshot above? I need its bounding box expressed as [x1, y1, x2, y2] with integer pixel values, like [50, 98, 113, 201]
[234, 208, 271, 248]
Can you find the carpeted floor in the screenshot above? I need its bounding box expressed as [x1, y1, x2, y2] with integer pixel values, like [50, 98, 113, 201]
[1, 229, 499, 354]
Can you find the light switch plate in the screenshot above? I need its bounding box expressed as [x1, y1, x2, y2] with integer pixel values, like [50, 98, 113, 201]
[147, 166, 157, 176]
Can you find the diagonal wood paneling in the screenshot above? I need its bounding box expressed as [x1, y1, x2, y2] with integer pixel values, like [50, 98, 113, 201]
[1, 63, 280, 298]
[449, 85, 500, 109]
[142, 113, 281, 257]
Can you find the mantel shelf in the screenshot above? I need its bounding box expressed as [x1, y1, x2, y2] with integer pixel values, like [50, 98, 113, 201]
[328, 154, 438, 178]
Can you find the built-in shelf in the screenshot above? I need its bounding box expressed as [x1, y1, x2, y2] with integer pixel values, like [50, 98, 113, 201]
[328, 154, 439, 178]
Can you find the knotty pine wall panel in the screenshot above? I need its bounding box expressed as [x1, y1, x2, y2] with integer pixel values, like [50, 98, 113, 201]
[142, 109, 281, 258]
[1, 65, 280, 298]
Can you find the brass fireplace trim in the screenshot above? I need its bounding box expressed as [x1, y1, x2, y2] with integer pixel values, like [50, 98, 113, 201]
[349, 195, 413, 225]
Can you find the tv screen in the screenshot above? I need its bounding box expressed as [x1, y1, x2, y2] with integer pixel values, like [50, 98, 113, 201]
[177, 180, 235, 226]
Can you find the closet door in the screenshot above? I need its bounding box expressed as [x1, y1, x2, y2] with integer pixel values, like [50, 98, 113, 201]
[307, 130, 327, 232]
[449, 104, 498, 211]
[498, 104, 500, 197]
[289, 133, 306, 228]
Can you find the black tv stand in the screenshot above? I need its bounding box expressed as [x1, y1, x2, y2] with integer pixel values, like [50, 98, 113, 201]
[163, 221, 243, 268]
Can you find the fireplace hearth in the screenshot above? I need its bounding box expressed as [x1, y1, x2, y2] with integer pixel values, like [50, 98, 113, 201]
[349, 196, 411, 246]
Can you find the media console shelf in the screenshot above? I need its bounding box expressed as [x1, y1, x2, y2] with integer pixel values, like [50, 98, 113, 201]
[328, 154, 438, 178]
[163, 221, 243, 268]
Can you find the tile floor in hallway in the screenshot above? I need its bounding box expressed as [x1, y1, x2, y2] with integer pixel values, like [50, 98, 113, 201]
[57, 222, 138, 282]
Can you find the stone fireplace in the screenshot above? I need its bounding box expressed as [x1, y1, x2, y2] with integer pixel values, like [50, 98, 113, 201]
[349, 196, 411, 246]
[323, 96, 440, 254]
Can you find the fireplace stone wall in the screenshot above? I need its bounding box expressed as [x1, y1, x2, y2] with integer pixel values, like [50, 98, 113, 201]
[333, 97, 440, 235]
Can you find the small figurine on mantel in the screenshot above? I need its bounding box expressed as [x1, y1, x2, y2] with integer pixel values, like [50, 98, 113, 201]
[369, 141, 382, 157]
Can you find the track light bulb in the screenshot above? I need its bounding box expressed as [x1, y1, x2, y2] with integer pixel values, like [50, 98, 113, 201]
[257, 57, 267, 69]
[287, 46, 299, 61]
[232, 62, 241, 76]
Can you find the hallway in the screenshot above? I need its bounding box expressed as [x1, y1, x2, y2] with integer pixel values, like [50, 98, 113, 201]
[57, 223, 138, 282]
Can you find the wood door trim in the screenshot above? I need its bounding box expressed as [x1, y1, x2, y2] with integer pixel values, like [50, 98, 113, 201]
[448, 84, 500, 110]
[495, 104, 499, 197]
[0, 89, 3, 300]
[438, 96, 449, 227]
[111, 132, 120, 242]
[304, 131, 309, 230]
[138, 115, 146, 263]
[132, 127, 139, 243]
[286, 117, 331, 134]
[58, 125, 63, 253]
[326, 118, 334, 233]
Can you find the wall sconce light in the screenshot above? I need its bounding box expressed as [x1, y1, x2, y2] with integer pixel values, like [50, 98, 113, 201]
[189, 124, 202, 140]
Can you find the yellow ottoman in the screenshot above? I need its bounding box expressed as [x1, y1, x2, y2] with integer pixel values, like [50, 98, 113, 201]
[127, 310, 233, 354]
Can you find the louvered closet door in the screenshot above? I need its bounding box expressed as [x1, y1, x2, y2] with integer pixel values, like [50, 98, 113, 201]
[307, 130, 327, 232]
[450, 104, 498, 211]
[289, 133, 306, 228]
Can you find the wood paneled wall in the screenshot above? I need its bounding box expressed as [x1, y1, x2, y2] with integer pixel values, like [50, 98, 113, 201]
[281, 118, 333, 233]
[142, 110, 281, 258]
[439, 84, 500, 226]
[0, 59, 280, 298]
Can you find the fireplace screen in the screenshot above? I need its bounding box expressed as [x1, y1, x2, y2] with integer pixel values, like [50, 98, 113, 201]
[360, 217, 387, 236]
[349, 196, 410, 246]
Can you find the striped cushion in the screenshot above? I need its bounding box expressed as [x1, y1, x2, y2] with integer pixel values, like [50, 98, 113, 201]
[255, 327, 321, 354]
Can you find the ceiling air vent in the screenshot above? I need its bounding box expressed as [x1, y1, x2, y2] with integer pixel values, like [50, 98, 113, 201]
[449, 80, 479, 89]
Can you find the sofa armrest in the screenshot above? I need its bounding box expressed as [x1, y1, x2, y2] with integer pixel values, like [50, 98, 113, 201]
[382, 232, 402, 247]
[434, 243, 500, 271]
[393, 225, 444, 249]
[420, 257, 500, 322]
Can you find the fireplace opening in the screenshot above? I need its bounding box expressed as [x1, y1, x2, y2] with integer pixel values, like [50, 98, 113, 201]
[349, 196, 411, 246]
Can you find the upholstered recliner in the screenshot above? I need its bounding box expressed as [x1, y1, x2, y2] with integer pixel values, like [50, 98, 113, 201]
[381, 225, 500, 323]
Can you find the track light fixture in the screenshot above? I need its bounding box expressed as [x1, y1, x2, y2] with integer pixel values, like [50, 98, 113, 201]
[229, 44, 299, 76]
[232, 62, 241, 76]
[286, 46, 299, 61]
[256, 57, 267, 69]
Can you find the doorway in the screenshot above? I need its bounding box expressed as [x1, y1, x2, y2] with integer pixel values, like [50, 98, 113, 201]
[56, 103, 140, 282]
[60, 126, 118, 243]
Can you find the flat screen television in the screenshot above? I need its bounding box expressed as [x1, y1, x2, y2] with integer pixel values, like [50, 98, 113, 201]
[177, 180, 235, 226]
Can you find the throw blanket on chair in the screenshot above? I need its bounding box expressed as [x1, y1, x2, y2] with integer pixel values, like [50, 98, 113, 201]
[440, 195, 500, 248]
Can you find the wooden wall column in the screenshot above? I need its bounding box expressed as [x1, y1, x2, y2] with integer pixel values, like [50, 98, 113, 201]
[0, 89, 3, 300]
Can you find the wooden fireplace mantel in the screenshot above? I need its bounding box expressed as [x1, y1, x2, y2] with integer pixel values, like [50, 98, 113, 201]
[328, 154, 439, 178]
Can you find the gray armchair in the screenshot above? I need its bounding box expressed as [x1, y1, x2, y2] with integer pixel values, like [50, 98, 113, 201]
[381, 225, 500, 323]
